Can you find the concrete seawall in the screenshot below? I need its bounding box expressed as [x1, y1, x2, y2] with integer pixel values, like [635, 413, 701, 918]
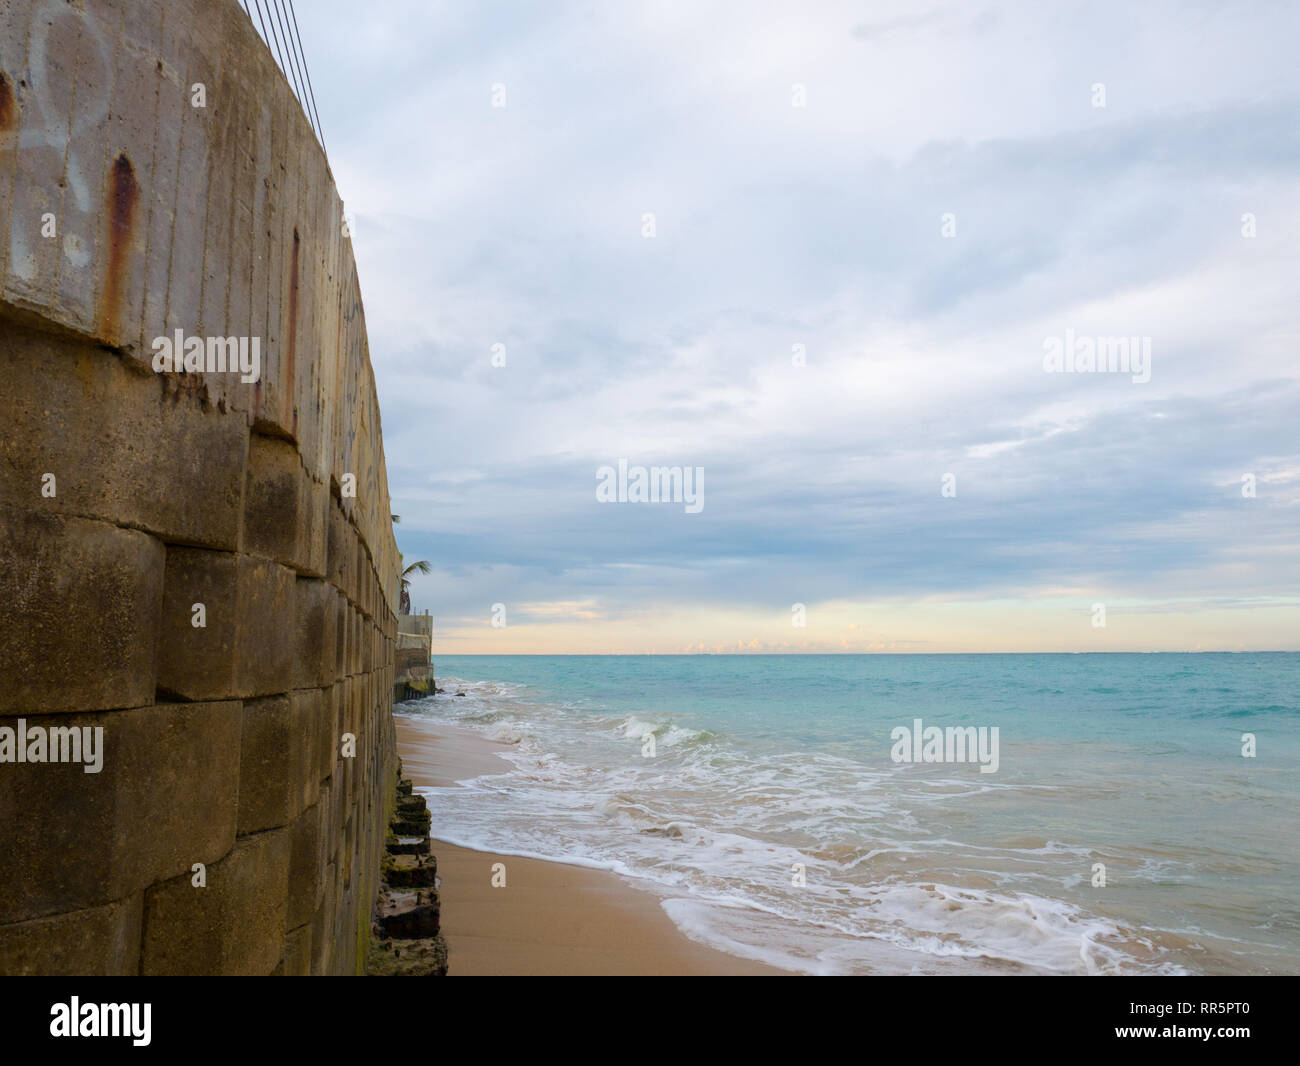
[0, 0, 400, 974]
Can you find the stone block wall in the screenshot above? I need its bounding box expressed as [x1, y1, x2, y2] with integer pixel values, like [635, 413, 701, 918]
[0, 0, 400, 975]
[394, 613, 433, 700]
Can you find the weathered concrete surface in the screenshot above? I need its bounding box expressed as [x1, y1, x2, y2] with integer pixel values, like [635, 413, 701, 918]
[0, 895, 144, 977]
[0, 507, 164, 713]
[0, 0, 400, 975]
[395, 611, 434, 699]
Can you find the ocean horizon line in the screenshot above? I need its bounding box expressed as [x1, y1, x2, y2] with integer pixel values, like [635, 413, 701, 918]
[432, 649, 1300, 656]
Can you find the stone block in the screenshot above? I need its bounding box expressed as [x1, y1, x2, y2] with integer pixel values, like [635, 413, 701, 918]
[156, 546, 238, 699]
[237, 688, 322, 835]
[323, 681, 342, 783]
[0, 894, 143, 977]
[327, 504, 361, 602]
[0, 303, 248, 549]
[289, 687, 328, 814]
[286, 798, 327, 931]
[236, 695, 292, 835]
[378, 901, 439, 940]
[0, 507, 162, 714]
[242, 433, 308, 570]
[334, 588, 349, 677]
[141, 828, 289, 976]
[292, 577, 336, 690]
[366, 934, 447, 977]
[157, 548, 294, 699]
[386, 855, 437, 890]
[303, 473, 328, 577]
[310, 863, 336, 975]
[0, 701, 241, 924]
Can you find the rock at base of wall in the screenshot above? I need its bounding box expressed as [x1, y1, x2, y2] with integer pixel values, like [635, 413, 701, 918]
[366, 934, 448, 977]
[378, 901, 439, 940]
[385, 853, 437, 890]
[367, 771, 446, 976]
[385, 837, 430, 856]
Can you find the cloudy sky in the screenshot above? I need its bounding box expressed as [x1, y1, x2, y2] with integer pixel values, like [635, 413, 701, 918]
[287, 0, 1297, 653]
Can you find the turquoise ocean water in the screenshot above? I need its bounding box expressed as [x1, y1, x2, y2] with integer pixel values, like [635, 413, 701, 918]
[397, 653, 1299, 975]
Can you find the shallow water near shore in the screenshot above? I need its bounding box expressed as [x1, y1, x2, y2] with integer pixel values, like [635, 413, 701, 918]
[396, 653, 1300, 975]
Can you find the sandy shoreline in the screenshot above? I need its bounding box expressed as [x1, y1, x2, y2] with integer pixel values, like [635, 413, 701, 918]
[394, 713, 783, 976]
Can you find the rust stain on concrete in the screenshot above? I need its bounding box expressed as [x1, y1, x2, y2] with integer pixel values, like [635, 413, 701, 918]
[100, 152, 140, 339]
[0, 72, 17, 133]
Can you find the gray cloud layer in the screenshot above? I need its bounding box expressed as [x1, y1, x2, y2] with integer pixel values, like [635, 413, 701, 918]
[298, 0, 1300, 640]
